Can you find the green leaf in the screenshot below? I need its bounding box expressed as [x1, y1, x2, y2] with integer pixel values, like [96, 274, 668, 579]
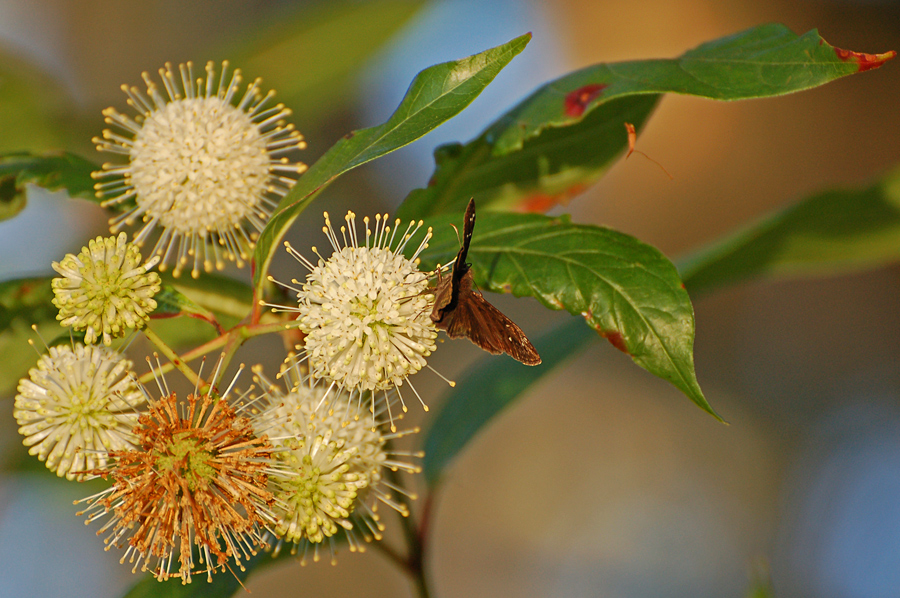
[418, 210, 718, 419]
[397, 94, 660, 220]
[252, 34, 532, 295]
[493, 24, 894, 155]
[161, 273, 254, 322]
[120, 552, 280, 598]
[0, 174, 26, 219]
[0, 277, 64, 394]
[121, 572, 244, 598]
[118, 538, 324, 597]
[398, 24, 894, 220]
[680, 165, 900, 294]
[151, 285, 223, 333]
[146, 274, 256, 348]
[0, 276, 57, 335]
[228, 0, 425, 121]
[0, 151, 99, 222]
[423, 317, 595, 486]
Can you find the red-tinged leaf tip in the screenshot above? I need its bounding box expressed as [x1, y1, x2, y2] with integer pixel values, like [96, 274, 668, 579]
[601, 330, 630, 355]
[564, 84, 607, 117]
[833, 46, 896, 72]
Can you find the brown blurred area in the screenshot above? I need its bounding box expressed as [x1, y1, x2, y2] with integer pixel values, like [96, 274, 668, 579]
[1, 1, 899, 597]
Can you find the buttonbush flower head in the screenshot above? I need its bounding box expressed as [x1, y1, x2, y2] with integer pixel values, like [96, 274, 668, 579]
[251, 365, 422, 564]
[77, 369, 275, 584]
[92, 61, 307, 278]
[51, 232, 161, 346]
[14, 343, 143, 480]
[266, 211, 438, 409]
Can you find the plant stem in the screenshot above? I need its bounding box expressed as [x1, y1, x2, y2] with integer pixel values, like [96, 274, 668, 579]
[383, 464, 432, 598]
[372, 539, 409, 571]
[213, 331, 244, 388]
[136, 321, 290, 384]
[142, 326, 202, 387]
[244, 320, 292, 338]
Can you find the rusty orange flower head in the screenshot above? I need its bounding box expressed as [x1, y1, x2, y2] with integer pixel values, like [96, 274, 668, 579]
[77, 374, 274, 584]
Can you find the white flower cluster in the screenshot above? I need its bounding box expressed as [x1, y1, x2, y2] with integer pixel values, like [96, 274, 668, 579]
[13, 58, 442, 582]
[297, 213, 436, 391]
[14, 343, 143, 480]
[51, 232, 161, 345]
[268, 211, 439, 415]
[92, 61, 307, 278]
[251, 367, 420, 561]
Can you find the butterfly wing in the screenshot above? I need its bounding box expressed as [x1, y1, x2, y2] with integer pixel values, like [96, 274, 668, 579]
[431, 198, 541, 366]
[432, 198, 477, 319]
[442, 272, 541, 366]
[454, 198, 476, 271]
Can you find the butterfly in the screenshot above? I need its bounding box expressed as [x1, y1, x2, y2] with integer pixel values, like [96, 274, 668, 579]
[430, 199, 541, 366]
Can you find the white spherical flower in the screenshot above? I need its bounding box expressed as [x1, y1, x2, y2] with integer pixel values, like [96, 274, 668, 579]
[14, 344, 144, 480]
[269, 212, 437, 400]
[51, 232, 161, 346]
[93, 61, 308, 278]
[251, 367, 420, 562]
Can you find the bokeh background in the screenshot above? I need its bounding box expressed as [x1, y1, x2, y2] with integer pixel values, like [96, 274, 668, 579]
[1, 1, 899, 597]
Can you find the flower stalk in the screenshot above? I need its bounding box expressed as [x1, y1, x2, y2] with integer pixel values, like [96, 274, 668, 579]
[141, 326, 201, 387]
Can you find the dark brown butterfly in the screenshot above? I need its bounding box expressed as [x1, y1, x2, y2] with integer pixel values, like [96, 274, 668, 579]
[430, 199, 541, 366]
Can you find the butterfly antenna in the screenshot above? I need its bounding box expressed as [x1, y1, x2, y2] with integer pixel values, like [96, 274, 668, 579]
[450, 222, 461, 246]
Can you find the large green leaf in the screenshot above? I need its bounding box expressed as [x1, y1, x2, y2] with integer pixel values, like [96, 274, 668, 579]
[252, 34, 531, 295]
[228, 0, 425, 121]
[680, 165, 900, 294]
[423, 317, 595, 486]
[417, 210, 717, 419]
[396, 94, 660, 220]
[493, 24, 894, 155]
[397, 24, 895, 220]
[0, 152, 98, 222]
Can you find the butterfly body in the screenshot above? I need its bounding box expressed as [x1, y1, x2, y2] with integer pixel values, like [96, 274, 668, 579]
[430, 199, 541, 366]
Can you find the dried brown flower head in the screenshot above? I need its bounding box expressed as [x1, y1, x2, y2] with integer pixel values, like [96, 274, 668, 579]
[78, 390, 274, 583]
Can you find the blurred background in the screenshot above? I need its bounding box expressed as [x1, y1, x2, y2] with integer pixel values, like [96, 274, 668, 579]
[1, 0, 899, 597]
